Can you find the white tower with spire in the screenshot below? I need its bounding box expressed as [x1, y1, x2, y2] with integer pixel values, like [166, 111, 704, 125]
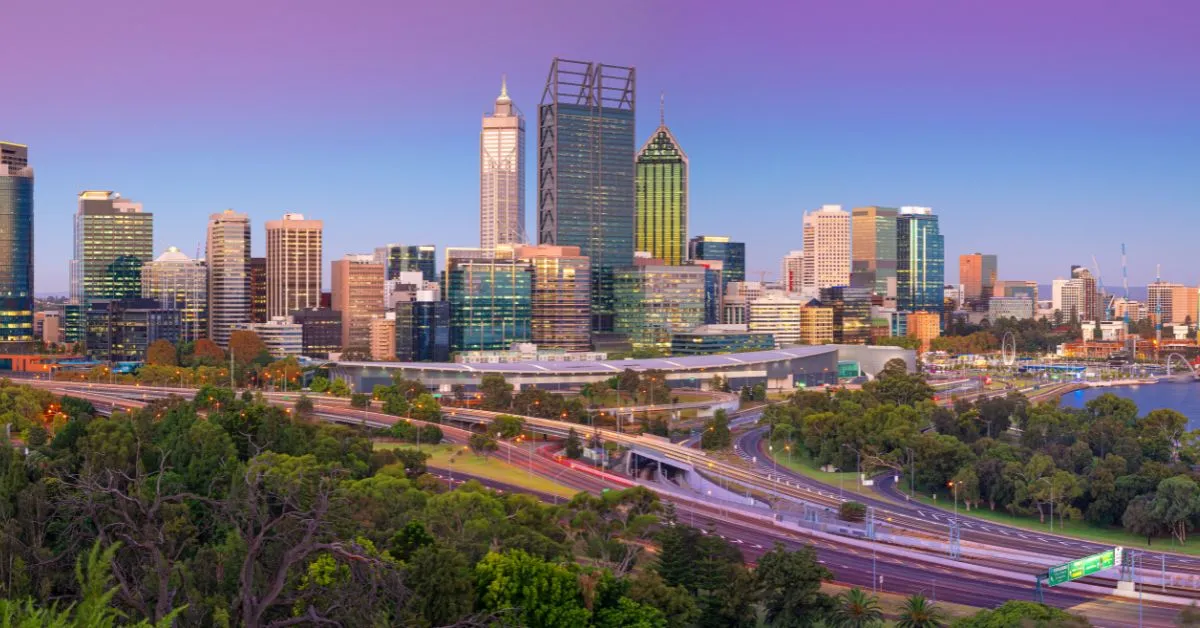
[480, 75, 525, 249]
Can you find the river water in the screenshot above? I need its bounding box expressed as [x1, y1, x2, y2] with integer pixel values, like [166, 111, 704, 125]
[1061, 381, 1200, 429]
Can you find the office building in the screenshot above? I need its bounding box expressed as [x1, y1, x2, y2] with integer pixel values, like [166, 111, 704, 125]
[1062, 267, 1101, 322]
[820, 286, 871, 344]
[996, 280, 1038, 302]
[722, 281, 768, 325]
[370, 314, 396, 361]
[959, 253, 998, 306]
[236, 317, 302, 358]
[142, 247, 208, 343]
[457, 342, 607, 364]
[1147, 281, 1198, 326]
[206, 210, 252, 348]
[798, 305, 834, 345]
[445, 247, 532, 352]
[896, 207, 944, 317]
[374, 244, 436, 282]
[613, 260, 706, 353]
[538, 59, 637, 331]
[481, 77, 525, 249]
[395, 295, 451, 362]
[0, 142, 34, 345]
[34, 311, 62, 345]
[907, 311, 941, 353]
[518, 245, 591, 351]
[250, 257, 267, 323]
[331, 255, 385, 350]
[635, 106, 688, 265]
[748, 293, 805, 346]
[84, 298, 180, 362]
[1082, 320, 1128, 342]
[988, 296, 1035, 321]
[72, 191, 154, 308]
[265, 213, 322, 319]
[689, 236, 746, 285]
[851, 206, 898, 297]
[782, 251, 805, 293]
[291, 308, 343, 358]
[801, 205, 851, 289]
[670, 324, 775, 356]
[1112, 297, 1147, 323]
[693, 260, 724, 325]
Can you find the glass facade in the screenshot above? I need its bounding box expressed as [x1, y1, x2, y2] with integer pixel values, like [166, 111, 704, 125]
[820, 286, 871, 344]
[396, 300, 451, 362]
[613, 264, 706, 353]
[292, 308, 342, 358]
[72, 192, 154, 308]
[378, 244, 436, 282]
[521, 247, 592, 351]
[850, 206, 898, 296]
[481, 81, 525, 249]
[141, 248, 208, 343]
[702, 267, 722, 325]
[84, 298, 181, 362]
[250, 257, 267, 323]
[446, 257, 532, 352]
[635, 126, 688, 265]
[206, 210, 252, 348]
[896, 208, 945, 317]
[688, 236, 745, 285]
[0, 155, 34, 344]
[670, 330, 775, 356]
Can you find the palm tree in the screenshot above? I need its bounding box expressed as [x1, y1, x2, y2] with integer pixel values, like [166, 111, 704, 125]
[896, 593, 945, 628]
[831, 587, 884, 628]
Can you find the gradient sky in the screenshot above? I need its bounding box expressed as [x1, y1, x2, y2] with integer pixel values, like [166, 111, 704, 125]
[5, 0, 1198, 293]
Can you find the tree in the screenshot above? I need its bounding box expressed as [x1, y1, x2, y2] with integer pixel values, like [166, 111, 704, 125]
[565, 428, 584, 459]
[699, 410, 731, 450]
[1177, 603, 1200, 627]
[830, 587, 883, 628]
[490, 414, 525, 439]
[1123, 495, 1164, 545]
[754, 542, 833, 627]
[402, 546, 474, 626]
[839, 501, 866, 522]
[474, 549, 591, 628]
[408, 393, 442, 422]
[479, 374, 513, 411]
[594, 597, 668, 628]
[145, 339, 177, 366]
[191, 338, 226, 366]
[1151, 475, 1200, 544]
[349, 393, 370, 409]
[955, 600, 1090, 627]
[294, 393, 314, 418]
[327, 378, 351, 397]
[468, 433, 498, 458]
[896, 593, 945, 628]
[227, 330, 269, 367]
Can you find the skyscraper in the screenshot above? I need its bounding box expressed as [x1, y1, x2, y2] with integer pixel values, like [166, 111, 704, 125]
[517, 245, 591, 351]
[0, 142, 34, 345]
[445, 247, 532, 352]
[635, 102, 688, 265]
[850, 206, 898, 297]
[538, 58, 636, 331]
[959, 253, 998, 306]
[801, 205, 851, 290]
[71, 191, 154, 308]
[142, 247, 208, 343]
[206, 210, 251, 348]
[896, 207, 945, 317]
[374, 244, 436, 282]
[481, 77, 525, 249]
[331, 255, 385, 351]
[250, 257, 267, 323]
[688, 236, 746, 285]
[265, 213, 323, 319]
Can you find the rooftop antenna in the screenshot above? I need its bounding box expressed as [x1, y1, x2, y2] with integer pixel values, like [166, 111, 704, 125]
[1155, 263, 1162, 345]
[660, 91, 665, 126]
[1121, 243, 1130, 326]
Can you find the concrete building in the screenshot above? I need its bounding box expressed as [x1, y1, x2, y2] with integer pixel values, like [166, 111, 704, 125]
[906, 310, 941, 353]
[613, 260, 707, 353]
[84, 298, 180, 362]
[995, 280, 1038, 302]
[635, 109, 688, 265]
[237, 317, 302, 358]
[481, 77, 525, 249]
[0, 141, 34, 346]
[206, 209, 251, 348]
[1082, 320, 1128, 342]
[782, 250, 805, 293]
[896, 207, 944, 317]
[1148, 281, 1198, 325]
[369, 314, 396, 361]
[331, 255, 385, 351]
[798, 305, 834, 345]
[72, 191, 153, 307]
[801, 205, 851, 290]
[518, 244, 591, 351]
[265, 213, 322, 319]
[748, 293, 805, 346]
[988, 296, 1035, 321]
[851, 206, 898, 297]
[34, 311, 61, 345]
[689, 236, 745, 286]
[1112, 297, 1147, 322]
[141, 247, 208, 343]
[1061, 267, 1100, 322]
[291, 308, 343, 358]
[959, 253, 998, 306]
[250, 257, 267, 323]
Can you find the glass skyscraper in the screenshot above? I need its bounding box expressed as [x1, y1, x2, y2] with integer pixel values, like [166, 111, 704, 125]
[896, 207, 945, 317]
[395, 299, 451, 362]
[0, 142, 34, 345]
[445, 248, 532, 352]
[538, 59, 636, 332]
[688, 236, 745, 285]
[71, 191, 154, 308]
[375, 244, 436, 282]
[851, 206, 898, 297]
[635, 116, 688, 265]
[614, 262, 706, 354]
[819, 286, 871, 344]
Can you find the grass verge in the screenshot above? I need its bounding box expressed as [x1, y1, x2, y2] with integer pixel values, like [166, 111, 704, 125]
[771, 450, 875, 498]
[375, 442, 579, 499]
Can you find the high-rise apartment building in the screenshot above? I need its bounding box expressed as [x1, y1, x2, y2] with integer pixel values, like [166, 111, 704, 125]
[959, 253, 998, 306]
[331, 255, 386, 350]
[71, 191, 154, 307]
[266, 213, 323, 319]
[445, 247, 532, 352]
[206, 210, 252, 348]
[1062, 266, 1101, 322]
[782, 251, 805, 293]
[369, 315, 396, 361]
[374, 244, 436, 282]
[142, 247, 208, 343]
[688, 236, 745, 285]
[896, 207, 944, 318]
[635, 108, 688, 265]
[613, 260, 706, 353]
[517, 245, 591, 351]
[801, 205, 851, 290]
[907, 311, 941, 353]
[538, 59, 636, 332]
[850, 206, 898, 297]
[0, 141, 34, 345]
[481, 77, 525, 249]
[1147, 281, 1198, 326]
[250, 257, 267, 323]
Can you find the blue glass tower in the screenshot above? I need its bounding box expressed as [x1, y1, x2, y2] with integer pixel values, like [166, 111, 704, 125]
[445, 251, 532, 352]
[0, 142, 34, 345]
[896, 207, 944, 318]
[688, 236, 745, 286]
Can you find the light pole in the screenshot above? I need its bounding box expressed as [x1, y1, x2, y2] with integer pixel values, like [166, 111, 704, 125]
[948, 480, 959, 521]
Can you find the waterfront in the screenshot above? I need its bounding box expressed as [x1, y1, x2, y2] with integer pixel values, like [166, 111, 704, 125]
[1062, 380, 1200, 429]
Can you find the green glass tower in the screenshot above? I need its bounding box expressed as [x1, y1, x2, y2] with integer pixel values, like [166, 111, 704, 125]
[635, 102, 688, 265]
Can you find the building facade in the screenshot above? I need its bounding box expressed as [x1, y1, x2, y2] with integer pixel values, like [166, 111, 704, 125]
[518, 245, 591, 351]
[688, 236, 746, 285]
[801, 205, 851, 290]
[896, 207, 945, 317]
[445, 248, 532, 352]
[84, 298, 180, 362]
[72, 191, 154, 308]
[670, 325, 775, 356]
[850, 206, 898, 297]
[481, 78, 525, 249]
[395, 297, 451, 362]
[265, 213, 323, 319]
[907, 310, 941, 353]
[748, 293, 805, 346]
[538, 59, 636, 332]
[0, 142, 34, 346]
[206, 210, 252, 348]
[331, 255, 385, 350]
[291, 308, 343, 358]
[236, 317, 302, 358]
[635, 118, 688, 265]
[250, 257, 267, 323]
[375, 244, 436, 282]
[1062, 267, 1101, 322]
[613, 261, 706, 353]
[142, 247, 208, 343]
[782, 251, 805, 293]
[988, 296, 1034, 321]
[369, 315, 396, 361]
[820, 286, 871, 344]
[959, 253, 998, 306]
[798, 305, 834, 345]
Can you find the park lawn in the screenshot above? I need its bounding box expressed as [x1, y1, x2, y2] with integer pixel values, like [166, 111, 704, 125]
[907, 489, 1200, 556]
[375, 442, 579, 500]
[773, 450, 875, 498]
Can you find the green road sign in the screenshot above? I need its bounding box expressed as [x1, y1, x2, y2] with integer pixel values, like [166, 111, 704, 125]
[1046, 547, 1122, 586]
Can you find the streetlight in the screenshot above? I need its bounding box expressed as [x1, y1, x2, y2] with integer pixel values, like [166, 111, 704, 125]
[948, 480, 959, 521]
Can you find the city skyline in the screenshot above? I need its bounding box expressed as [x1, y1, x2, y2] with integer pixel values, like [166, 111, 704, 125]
[6, 0, 1199, 293]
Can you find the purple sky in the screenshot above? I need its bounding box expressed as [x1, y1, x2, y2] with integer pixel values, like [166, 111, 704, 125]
[5, 0, 1199, 293]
